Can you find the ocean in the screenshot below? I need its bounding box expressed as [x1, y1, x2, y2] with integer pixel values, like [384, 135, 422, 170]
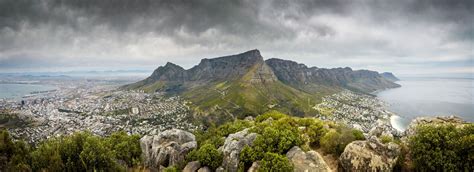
[0, 84, 57, 100]
[376, 77, 474, 131]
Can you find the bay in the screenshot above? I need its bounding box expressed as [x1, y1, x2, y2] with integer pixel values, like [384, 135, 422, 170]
[377, 77, 474, 131]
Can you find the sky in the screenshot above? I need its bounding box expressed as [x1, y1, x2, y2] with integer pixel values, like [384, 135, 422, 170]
[0, 0, 473, 77]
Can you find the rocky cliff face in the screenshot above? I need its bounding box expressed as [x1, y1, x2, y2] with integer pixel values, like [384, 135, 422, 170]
[124, 49, 277, 92]
[124, 50, 400, 117]
[266, 58, 400, 93]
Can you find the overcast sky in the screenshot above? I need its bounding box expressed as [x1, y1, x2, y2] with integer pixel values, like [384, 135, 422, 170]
[0, 0, 472, 77]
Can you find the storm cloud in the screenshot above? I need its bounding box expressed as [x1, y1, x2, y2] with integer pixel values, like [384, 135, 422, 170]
[0, 0, 472, 76]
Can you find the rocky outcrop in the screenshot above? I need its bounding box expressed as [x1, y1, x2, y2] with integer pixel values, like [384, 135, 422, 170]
[197, 166, 212, 172]
[247, 162, 260, 172]
[219, 128, 258, 172]
[339, 137, 400, 171]
[286, 146, 331, 172]
[183, 161, 201, 172]
[404, 115, 466, 136]
[140, 129, 197, 169]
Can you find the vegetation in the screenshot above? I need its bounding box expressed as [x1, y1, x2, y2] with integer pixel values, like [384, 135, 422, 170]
[4, 110, 472, 172]
[187, 143, 223, 170]
[320, 124, 365, 155]
[409, 124, 473, 171]
[0, 130, 31, 171]
[162, 165, 179, 172]
[379, 135, 393, 144]
[258, 152, 293, 172]
[1, 129, 141, 171]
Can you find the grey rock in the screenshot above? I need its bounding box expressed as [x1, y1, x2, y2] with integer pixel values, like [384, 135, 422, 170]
[216, 167, 225, 172]
[219, 128, 257, 172]
[339, 138, 400, 171]
[286, 146, 331, 172]
[247, 162, 260, 172]
[183, 161, 201, 172]
[197, 166, 212, 172]
[140, 129, 197, 168]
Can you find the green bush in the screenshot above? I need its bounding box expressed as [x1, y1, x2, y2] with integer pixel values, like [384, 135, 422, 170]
[0, 130, 31, 171]
[195, 120, 252, 148]
[320, 124, 364, 155]
[258, 152, 293, 172]
[255, 110, 288, 122]
[379, 135, 392, 144]
[252, 118, 303, 155]
[409, 124, 473, 171]
[187, 143, 223, 170]
[162, 165, 179, 172]
[29, 130, 140, 171]
[239, 145, 257, 170]
[106, 131, 142, 166]
[297, 118, 327, 146]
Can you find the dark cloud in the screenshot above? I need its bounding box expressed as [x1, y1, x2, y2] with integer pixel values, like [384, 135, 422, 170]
[0, 0, 472, 75]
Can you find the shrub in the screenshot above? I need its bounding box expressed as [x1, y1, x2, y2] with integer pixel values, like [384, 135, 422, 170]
[409, 124, 473, 171]
[0, 130, 31, 171]
[255, 110, 288, 122]
[239, 145, 257, 170]
[30, 130, 139, 171]
[187, 143, 223, 170]
[195, 120, 252, 148]
[379, 135, 392, 144]
[320, 124, 364, 155]
[162, 165, 179, 172]
[258, 152, 293, 172]
[105, 131, 142, 166]
[297, 118, 327, 146]
[252, 120, 303, 155]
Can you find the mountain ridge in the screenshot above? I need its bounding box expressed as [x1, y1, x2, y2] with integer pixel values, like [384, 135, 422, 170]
[123, 50, 400, 118]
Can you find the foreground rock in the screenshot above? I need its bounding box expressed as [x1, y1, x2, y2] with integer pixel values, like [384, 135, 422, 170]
[219, 128, 257, 172]
[286, 146, 331, 172]
[183, 161, 201, 172]
[339, 137, 400, 171]
[404, 115, 466, 136]
[140, 129, 197, 169]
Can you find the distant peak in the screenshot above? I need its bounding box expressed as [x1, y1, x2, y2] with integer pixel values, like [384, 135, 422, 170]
[163, 62, 183, 69]
[240, 49, 261, 57]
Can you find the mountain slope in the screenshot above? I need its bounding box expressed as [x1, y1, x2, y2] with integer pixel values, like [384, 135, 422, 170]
[380, 72, 400, 82]
[123, 50, 400, 119]
[265, 58, 400, 93]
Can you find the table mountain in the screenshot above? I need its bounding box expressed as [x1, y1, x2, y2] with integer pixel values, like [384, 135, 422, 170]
[123, 50, 400, 120]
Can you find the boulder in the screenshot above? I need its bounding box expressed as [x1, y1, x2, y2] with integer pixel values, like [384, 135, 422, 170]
[219, 128, 257, 172]
[404, 115, 465, 136]
[183, 161, 201, 172]
[286, 146, 331, 172]
[339, 137, 400, 171]
[140, 129, 197, 169]
[216, 167, 225, 172]
[197, 166, 212, 172]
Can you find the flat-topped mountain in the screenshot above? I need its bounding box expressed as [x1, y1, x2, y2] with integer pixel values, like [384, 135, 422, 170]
[123, 50, 399, 120]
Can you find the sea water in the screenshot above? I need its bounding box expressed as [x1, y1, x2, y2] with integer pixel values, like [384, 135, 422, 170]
[377, 77, 474, 131]
[0, 84, 57, 100]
